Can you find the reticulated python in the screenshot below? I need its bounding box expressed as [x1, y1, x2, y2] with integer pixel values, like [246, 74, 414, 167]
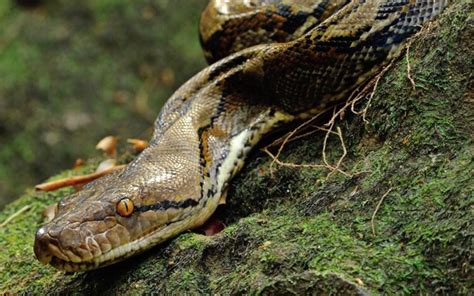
[34, 0, 448, 271]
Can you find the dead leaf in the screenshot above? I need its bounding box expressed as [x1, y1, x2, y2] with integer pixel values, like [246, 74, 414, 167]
[96, 159, 117, 173]
[127, 138, 148, 153]
[42, 204, 58, 222]
[259, 241, 272, 250]
[96, 136, 118, 157]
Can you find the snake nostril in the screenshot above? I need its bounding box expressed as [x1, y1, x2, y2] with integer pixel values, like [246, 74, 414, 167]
[34, 226, 53, 265]
[47, 224, 62, 238]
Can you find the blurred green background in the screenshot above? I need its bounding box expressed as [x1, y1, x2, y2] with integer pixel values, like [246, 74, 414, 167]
[0, 0, 207, 208]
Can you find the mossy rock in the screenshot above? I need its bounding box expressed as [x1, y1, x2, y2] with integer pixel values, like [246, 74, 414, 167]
[0, 1, 472, 294]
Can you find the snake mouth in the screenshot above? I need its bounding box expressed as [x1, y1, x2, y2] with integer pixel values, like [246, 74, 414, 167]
[39, 247, 139, 272]
[35, 225, 169, 272]
[45, 241, 146, 272]
[35, 232, 162, 272]
[49, 255, 100, 272]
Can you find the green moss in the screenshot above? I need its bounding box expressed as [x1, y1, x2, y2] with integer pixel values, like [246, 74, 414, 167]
[0, 187, 71, 291]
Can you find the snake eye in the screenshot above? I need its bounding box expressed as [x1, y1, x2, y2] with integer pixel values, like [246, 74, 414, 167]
[116, 198, 134, 217]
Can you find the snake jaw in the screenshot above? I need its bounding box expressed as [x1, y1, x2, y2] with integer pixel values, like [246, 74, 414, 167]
[34, 227, 53, 265]
[34, 225, 84, 268]
[34, 226, 86, 270]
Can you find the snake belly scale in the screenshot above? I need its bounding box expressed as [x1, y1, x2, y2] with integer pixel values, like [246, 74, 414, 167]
[33, 0, 448, 271]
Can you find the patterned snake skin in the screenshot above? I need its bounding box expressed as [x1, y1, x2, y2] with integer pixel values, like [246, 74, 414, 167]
[34, 0, 448, 271]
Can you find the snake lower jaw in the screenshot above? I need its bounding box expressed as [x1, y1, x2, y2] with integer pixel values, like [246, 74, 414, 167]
[37, 249, 126, 272]
[34, 229, 159, 271]
[45, 244, 140, 272]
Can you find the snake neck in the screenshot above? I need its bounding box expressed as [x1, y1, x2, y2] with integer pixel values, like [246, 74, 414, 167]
[145, 57, 300, 231]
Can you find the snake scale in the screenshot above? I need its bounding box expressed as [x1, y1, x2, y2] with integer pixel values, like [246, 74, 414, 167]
[34, 0, 448, 271]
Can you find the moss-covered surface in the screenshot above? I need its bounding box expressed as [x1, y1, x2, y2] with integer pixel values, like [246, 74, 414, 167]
[0, 0, 207, 208]
[0, 1, 472, 294]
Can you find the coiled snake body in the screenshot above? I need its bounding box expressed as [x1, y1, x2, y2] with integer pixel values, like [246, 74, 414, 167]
[34, 0, 448, 271]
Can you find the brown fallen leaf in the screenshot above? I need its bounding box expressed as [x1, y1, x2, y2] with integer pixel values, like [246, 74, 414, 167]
[127, 138, 148, 153]
[42, 203, 58, 222]
[96, 159, 117, 173]
[96, 136, 118, 157]
[355, 278, 365, 286]
[259, 241, 272, 250]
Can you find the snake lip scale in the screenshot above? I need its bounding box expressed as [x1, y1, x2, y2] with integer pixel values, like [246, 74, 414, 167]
[34, 0, 448, 272]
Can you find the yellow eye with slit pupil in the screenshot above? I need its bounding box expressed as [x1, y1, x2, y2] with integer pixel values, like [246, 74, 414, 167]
[117, 198, 134, 217]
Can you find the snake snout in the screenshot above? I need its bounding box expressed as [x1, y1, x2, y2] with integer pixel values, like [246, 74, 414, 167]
[34, 226, 57, 265]
[34, 223, 91, 265]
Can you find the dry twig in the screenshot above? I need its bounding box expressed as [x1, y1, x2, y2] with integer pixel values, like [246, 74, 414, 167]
[261, 60, 394, 178]
[403, 22, 434, 91]
[262, 119, 351, 177]
[263, 147, 328, 170]
[35, 165, 126, 192]
[351, 63, 393, 123]
[267, 108, 331, 173]
[371, 187, 394, 236]
[406, 45, 416, 91]
[327, 127, 349, 177]
[0, 205, 32, 228]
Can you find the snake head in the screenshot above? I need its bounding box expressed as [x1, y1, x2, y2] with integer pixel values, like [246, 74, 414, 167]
[34, 148, 210, 272]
